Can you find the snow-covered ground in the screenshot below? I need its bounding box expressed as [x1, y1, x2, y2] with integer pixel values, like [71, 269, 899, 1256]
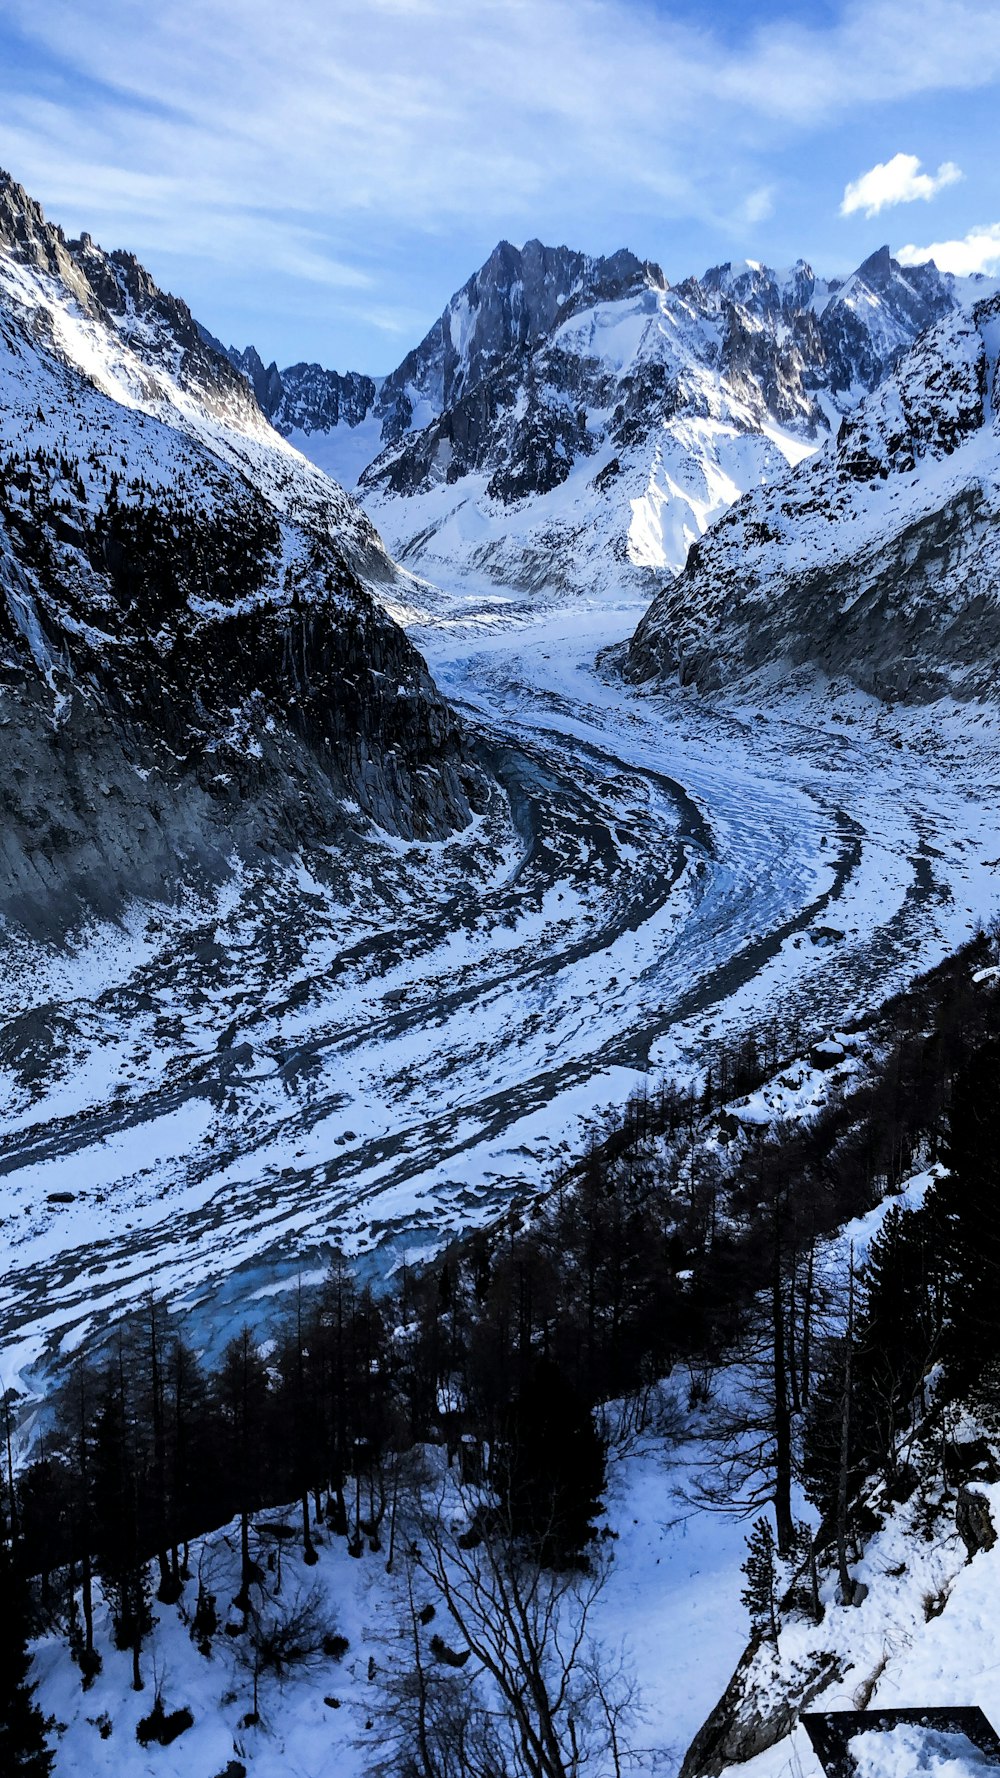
[30, 1300, 1000, 1778]
[12, 596, 1000, 1774]
[25, 1400, 755, 1778]
[3, 583, 1000, 1410]
[718, 1452, 1000, 1778]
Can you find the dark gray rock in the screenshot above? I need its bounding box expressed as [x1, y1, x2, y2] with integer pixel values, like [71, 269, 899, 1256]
[956, 1487, 997, 1561]
[230, 348, 377, 438]
[679, 1635, 842, 1778]
[0, 171, 488, 936]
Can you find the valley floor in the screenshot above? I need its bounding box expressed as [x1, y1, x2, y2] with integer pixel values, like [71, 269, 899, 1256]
[5, 576, 1000, 1777]
[1, 580, 999, 1405]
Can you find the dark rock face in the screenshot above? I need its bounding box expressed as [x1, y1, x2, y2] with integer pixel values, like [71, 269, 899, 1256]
[374, 239, 662, 448]
[0, 427, 480, 933]
[815, 246, 956, 395]
[679, 1634, 842, 1778]
[956, 1487, 997, 1561]
[229, 344, 286, 415]
[231, 347, 377, 437]
[232, 236, 661, 459]
[0, 169, 485, 935]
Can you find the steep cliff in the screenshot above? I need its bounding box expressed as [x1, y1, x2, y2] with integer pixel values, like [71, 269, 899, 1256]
[0, 171, 483, 933]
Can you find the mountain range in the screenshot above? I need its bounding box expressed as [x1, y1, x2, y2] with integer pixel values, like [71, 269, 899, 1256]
[230, 238, 996, 598]
[626, 290, 1000, 702]
[5, 150, 1000, 1778]
[3, 156, 999, 952]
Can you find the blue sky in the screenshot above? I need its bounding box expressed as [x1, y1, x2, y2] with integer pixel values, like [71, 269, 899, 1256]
[1, 0, 999, 374]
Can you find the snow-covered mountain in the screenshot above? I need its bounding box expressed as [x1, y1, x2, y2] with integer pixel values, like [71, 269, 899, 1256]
[626, 291, 1000, 703]
[233, 240, 991, 598]
[0, 169, 482, 932]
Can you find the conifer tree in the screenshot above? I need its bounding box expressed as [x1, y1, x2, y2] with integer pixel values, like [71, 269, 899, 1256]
[740, 1515, 778, 1642]
[0, 1544, 54, 1776]
[494, 1360, 605, 1565]
[934, 1039, 1000, 1384]
[92, 1353, 151, 1689]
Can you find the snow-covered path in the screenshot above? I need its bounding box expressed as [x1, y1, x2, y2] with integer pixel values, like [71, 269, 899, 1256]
[2, 590, 999, 1393]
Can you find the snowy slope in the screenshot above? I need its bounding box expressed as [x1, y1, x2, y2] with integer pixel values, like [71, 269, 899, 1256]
[22, 1112, 1000, 1778]
[233, 242, 995, 600]
[0, 169, 394, 586]
[0, 169, 486, 935]
[703, 1413, 1000, 1778]
[627, 292, 1000, 702]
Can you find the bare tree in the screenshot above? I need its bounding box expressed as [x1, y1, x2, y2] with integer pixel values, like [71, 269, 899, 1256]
[236, 1580, 338, 1724]
[381, 1468, 639, 1778]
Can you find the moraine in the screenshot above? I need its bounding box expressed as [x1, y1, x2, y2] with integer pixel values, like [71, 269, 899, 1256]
[2, 584, 999, 1393]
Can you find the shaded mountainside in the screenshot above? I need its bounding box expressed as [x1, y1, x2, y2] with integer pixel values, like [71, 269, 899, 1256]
[232, 239, 992, 597]
[0, 171, 484, 935]
[626, 294, 1000, 703]
[0, 168, 396, 587]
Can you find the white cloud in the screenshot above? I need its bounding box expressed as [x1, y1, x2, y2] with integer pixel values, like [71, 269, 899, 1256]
[841, 153, 963, 218]
[2, 0, 1000, 360]
[743, 187, 776, 226]
[897, 225, 1000, 275]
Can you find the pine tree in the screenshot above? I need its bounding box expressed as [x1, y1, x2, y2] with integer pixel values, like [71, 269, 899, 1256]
[934, 1039, 1000, 1384]
[92, 1354, 151, 1689]
[740, 1516, 778, 1642]
[857, 1203, 942, 1471]
[494, 1360, 605, 1565]
[0, 1544, 54, 1776]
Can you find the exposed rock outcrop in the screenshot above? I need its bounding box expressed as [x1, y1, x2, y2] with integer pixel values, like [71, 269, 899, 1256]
[0, 169, 485, 935]
[626, 295, 1000, 703]
[679, 1635, 842, 1778]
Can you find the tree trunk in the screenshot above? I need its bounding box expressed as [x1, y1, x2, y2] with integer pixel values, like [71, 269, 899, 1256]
[771, 1193, 794, 1555]
[238, 1507, 253, 1613]
[788, 1247, 802, 1415]
[82, 1549, 95, 1660]
[836, 1257, 855, 1603]
[801, 1237, 815, 1404]
[302, 1491, 317, 1564]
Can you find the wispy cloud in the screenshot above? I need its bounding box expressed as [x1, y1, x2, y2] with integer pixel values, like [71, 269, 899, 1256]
[742, 187, 776, 226]
[4, 2, 1000, 251]
[2, 0, 1000, 362]
[841, 152, 962, 218]
[897, 224, 1000, 275]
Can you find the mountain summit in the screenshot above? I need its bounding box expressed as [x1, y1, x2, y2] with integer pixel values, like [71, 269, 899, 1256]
[232, 236, 988, 597]
[626, 291, 1000, 701]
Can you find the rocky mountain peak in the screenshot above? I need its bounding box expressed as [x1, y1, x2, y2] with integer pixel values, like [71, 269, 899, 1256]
[0, 169, 485, 930]
[856, 242, 894, 284]
[700, 257, 816, 318]
[626, 296, 1000, 702]
[229, 342, 285, 413]
[0, 166, 262, 425]
[230, 231, 991, 601]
